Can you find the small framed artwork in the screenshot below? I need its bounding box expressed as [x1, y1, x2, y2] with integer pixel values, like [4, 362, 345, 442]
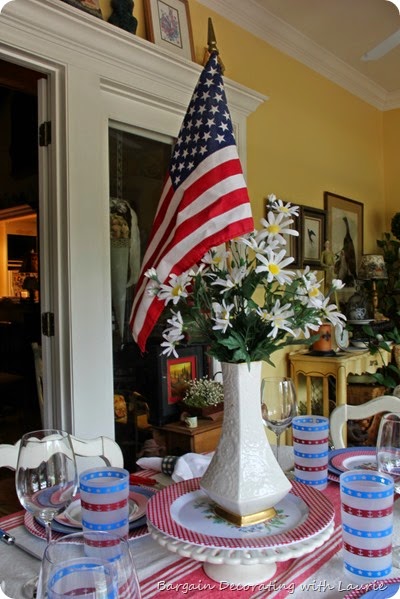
[264, 198, 300, 267]
[148, 344, 206, 425]
[300, 206, 326, 267]
[60, 0, 103, 19]
[166, 353, 197, 406]
[143, 0, 195, 61]
[324, 192, 364, 287]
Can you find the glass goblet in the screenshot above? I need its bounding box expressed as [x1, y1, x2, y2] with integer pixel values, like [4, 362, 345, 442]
[376, 412, 400, 567]
[37, 531, 142, 599]
[261, 376, 297, 468]
[15, 429, 78, 598]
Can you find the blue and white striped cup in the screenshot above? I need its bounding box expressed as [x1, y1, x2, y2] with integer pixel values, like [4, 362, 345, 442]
[340, 469, 394, 582]
[47, 557, 118, 599]
[79, 467, 130, 539]
[292, 415, 329, 490]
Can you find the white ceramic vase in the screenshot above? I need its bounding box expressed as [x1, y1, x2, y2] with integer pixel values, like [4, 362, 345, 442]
[200, 361, 292, 519]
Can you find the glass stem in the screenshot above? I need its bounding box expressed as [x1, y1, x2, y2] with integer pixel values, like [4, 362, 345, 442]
[276, 432, 282, 465]
[44, 519, 52, 545]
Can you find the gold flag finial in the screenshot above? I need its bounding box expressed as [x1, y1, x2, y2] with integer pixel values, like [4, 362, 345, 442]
[207, 17, 218, 53]
[203, 17, 225, 73]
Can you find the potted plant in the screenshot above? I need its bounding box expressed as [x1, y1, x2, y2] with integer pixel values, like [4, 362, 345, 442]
[182, 377, 224, 417]
[376, 214, 400, 322]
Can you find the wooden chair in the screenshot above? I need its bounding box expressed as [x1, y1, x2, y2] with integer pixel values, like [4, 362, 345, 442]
[330, 395, 400, 449]
[0, 434, 124, 516]
[0, 434, 124, 472]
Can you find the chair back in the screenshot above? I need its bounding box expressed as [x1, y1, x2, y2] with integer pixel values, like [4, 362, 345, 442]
[0, 435, 123, 472]
[330, 395, 400, 449]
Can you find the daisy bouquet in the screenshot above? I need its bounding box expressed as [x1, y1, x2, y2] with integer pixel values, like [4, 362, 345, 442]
[145, 195, 346, 365]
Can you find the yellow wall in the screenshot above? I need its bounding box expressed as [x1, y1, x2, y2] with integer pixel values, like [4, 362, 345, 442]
[100, 0, 392, 253]
[383, 109, 400, 229]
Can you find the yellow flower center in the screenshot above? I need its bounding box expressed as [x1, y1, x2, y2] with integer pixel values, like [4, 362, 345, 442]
[172, 285, 183, 297]
[269, 263, 280, 275]
[267, 224, 280, 234]
[309, 287, 319, 298]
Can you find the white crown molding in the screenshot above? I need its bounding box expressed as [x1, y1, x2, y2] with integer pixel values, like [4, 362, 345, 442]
[197, 0, 399, 111]
[0, 0, 266, 117]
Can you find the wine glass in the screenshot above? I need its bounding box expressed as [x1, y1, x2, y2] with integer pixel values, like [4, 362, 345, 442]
[15, 429, 78, 598]
[36, 531, 142, 599]
[261, 377, 297, 468]
[376, 412, 400, 567]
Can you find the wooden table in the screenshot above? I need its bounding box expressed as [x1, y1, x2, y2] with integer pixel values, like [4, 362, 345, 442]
[289, 348, 391, 417]
[153, 418, 223, 455]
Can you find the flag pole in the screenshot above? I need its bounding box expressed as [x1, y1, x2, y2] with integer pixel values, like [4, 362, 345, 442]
[203, 17, 225, 74]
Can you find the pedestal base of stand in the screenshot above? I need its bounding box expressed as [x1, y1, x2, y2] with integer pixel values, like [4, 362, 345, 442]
[204, 561, 277, 585]
[213, 504, 277, 526]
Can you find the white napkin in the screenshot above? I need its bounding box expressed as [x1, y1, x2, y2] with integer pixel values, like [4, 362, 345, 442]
[136, 457, 163, 472]
[136, 453, 213, 482]
[171, 453, 213, 482]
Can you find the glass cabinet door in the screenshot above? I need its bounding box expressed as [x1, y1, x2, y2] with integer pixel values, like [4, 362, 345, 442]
[108, 124, 172, 469]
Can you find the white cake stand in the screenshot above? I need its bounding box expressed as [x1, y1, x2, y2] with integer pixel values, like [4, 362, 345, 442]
[146, 478, 335, 585]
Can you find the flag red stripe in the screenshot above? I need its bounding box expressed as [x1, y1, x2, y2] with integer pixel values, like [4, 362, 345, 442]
[129, 151, 250, 327]
[135, 148, 245, 285]
[131, 202, 253, 349]
[130, 53, 254, 351]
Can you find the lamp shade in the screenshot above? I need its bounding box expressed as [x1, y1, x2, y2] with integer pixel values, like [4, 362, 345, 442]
[358, 254, 388, 280]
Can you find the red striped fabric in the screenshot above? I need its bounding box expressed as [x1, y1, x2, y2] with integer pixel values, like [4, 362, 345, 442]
[129, 52, 254, 352]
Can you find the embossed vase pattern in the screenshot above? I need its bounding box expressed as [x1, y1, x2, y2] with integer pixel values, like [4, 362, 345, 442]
[200, 361, 292, 517]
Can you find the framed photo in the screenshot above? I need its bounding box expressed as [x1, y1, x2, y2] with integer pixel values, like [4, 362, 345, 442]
[265, 197, 300, 267]
[300, 206, 326, 267]
[148, 344, 206, 425]
[324, 192, 364, 287]
[143, 0, 195, 61]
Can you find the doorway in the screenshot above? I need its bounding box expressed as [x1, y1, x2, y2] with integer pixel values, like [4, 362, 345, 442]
[0, 60, 44, 447]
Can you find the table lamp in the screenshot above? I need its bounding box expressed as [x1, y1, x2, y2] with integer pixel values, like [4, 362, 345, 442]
[358, 254, 388, 319]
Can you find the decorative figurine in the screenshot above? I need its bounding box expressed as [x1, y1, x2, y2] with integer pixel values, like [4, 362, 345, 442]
[108, 0, 138, 34]
[320, 240, 335, 289]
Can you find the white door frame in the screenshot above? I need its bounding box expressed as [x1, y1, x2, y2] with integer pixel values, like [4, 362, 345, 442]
[0, 0, 265, 439]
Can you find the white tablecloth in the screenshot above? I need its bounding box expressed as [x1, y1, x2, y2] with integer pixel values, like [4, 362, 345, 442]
[2, 447, 400, 599]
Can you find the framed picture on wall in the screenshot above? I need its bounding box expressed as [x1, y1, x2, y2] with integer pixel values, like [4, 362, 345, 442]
[300, 206, 326, 267]
[143, 0, 195, 61]
[324, 192, 364, 287]
[147, 343, 206, 425]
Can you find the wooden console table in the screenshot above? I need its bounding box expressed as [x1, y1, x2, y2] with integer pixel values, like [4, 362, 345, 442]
[153, 418, 223, 455]
[289, 349, 391, 417]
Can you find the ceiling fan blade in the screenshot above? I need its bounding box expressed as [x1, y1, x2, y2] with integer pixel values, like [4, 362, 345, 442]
[361, 28, 400, 60]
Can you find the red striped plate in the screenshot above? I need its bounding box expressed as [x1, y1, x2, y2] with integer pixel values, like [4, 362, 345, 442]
[146, 478, 334, 550]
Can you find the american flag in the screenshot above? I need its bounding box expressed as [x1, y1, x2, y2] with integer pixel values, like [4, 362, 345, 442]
[129, 52, 254, 352]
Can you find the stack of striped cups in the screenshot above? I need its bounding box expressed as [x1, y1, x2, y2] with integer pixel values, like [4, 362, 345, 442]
[340, 469, 394, 581]
[79, 467, 130, 539]
[292, 415, 329, 490]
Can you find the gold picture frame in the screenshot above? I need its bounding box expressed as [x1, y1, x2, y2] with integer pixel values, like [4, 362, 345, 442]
[144, 0, 195, 61]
